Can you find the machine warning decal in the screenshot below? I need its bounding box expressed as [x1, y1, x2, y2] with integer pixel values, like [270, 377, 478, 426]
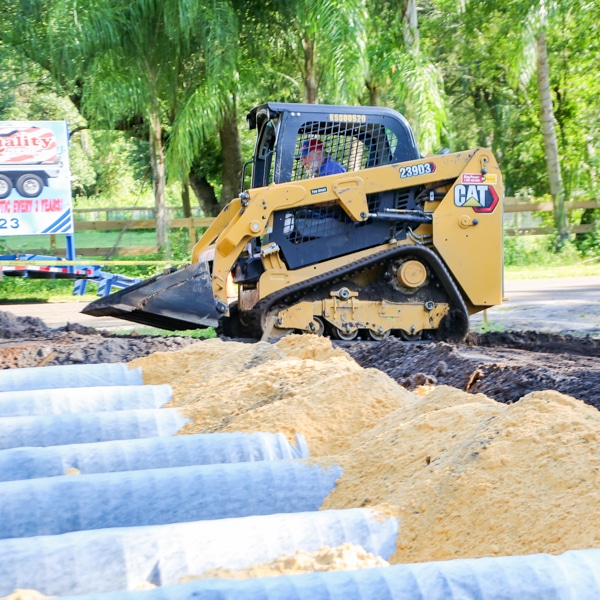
[310, 186, 327, 195]
[462, 173, 498, 185]
[454, 184, 499, 213]
[399, 162, 436, 178]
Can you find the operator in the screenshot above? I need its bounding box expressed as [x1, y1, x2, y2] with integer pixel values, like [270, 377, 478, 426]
[297, 138, 346, 177]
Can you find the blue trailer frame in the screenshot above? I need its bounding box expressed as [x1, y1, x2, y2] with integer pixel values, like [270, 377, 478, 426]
[0, 233, 140, 297]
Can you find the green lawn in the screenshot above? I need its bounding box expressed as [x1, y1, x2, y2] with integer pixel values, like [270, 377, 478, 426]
[0, 259, 597, 305]
[1, 230, 158, 254]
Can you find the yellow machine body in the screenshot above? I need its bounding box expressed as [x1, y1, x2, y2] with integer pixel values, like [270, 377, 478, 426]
[84, 103, 503, 342]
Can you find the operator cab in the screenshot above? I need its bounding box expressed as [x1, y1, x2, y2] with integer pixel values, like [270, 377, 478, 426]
[245, 102, 420, 188]
[235, 103, 423, 282]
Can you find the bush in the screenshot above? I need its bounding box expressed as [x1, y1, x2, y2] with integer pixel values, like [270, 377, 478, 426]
[503, 235, 584, 267]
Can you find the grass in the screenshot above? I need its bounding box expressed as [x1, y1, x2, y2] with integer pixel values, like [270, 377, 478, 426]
[117, 326, 216, 339]
[2, 230, 159, 252]
[0, 278, 109, 303]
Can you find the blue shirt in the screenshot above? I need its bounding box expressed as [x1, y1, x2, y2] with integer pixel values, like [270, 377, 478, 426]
[319, 157, 346, 176]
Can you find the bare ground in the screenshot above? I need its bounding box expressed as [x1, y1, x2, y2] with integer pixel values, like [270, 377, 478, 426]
[1, 309, 599, 410]
[346, 333, 600, 408]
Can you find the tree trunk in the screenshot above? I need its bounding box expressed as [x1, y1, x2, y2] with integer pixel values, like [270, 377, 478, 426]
[303, 38, 318, 103]
[536, 31, 568, 246]
[402, 0, 420, 53]
[149, 110, 168, 255]
[181, 179, 192, 218]
[219, 96, 244, 204]
[366, 80, 380, 106]
[181, 179, 196, 246]
[189, 173, 219, 217]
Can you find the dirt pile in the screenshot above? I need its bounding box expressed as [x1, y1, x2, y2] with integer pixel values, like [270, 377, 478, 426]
[0, 311, 201, 368]
[344, 334, 600, 407]
[130, 336, 415, 456]
[128, 334, 600, 564]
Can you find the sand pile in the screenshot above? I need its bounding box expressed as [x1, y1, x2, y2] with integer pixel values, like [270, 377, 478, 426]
[324, 387, 600, 562]
[130, 335, 600, 564]
[182, 543, 388, 582]
[1, 591, 50, 600]
[130, 336, 415, 456]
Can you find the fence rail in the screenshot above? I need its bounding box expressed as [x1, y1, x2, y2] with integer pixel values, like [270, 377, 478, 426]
[16, 198, 600, 258]
[503, 199, 598, 236]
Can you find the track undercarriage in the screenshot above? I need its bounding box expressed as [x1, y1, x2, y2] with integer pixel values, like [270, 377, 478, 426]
[221, 246, 470, 342]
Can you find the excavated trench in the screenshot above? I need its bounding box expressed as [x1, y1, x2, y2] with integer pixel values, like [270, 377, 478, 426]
[1, 309, 599, 409]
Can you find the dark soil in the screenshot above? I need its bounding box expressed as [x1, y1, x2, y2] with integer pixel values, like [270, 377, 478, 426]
[344, 333, 600, 409]
[1, 310, 599, 410]
[0, 312, 200, 370]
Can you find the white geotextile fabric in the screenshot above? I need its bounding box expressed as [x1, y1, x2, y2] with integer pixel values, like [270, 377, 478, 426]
[0, 431, 309, 481]
[0, 384, 172, 416]
[0, 408, 190, 450]
[0, 363, 143, 392]
[0, 507, 396, 595]
[0, 459, 343, 539]
[54, 548, 600, 600]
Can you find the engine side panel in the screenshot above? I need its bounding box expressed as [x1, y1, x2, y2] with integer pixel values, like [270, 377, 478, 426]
[432, 150, 503, 308]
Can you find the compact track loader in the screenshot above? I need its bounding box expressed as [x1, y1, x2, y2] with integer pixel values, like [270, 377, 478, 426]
[83, 102, 504, 341]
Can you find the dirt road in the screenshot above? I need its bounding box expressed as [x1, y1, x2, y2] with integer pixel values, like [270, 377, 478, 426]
[471, 276, 600, 337]
[0, 300, 134, 330]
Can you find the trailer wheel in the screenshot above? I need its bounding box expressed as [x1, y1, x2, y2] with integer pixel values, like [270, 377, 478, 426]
[16, 173, 44, 198]
[0, 174, 12, 199]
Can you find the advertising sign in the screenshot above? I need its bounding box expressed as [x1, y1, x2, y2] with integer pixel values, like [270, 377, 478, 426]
[0, 121, 74, 235]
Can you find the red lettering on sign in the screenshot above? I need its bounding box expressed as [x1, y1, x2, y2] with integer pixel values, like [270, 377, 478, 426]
[13, 199, 33, 212]
[40, 198, 63, 212]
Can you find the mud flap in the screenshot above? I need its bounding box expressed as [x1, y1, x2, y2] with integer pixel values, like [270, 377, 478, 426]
[81, 262, 221, 331]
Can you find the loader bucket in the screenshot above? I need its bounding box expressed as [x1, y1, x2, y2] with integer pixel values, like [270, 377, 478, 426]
[81, 262, 221, 331]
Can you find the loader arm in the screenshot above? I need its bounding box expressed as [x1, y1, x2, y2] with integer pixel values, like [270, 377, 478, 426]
[191, 197, 243, 263]
[207, 148, 498, 313]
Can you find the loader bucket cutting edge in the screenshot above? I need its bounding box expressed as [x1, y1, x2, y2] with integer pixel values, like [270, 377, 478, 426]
[81, 262, 221, 331]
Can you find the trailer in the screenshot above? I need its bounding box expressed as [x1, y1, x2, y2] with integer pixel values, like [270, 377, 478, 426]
[0, 125, 62, 199]
[0, 253, 141, 297]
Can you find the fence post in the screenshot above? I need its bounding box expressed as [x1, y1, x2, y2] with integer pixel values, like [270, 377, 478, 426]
[188, 223, 198, 247]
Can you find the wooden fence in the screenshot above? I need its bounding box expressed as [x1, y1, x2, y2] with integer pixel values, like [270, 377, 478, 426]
[503, 199, 598, 236]
[19, 198, 600, 258]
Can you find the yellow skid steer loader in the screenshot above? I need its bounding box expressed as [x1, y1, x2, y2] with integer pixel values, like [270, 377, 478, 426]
[83, 102, 503, 342]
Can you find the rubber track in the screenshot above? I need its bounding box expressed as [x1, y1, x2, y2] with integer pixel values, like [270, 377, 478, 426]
[242, 245, 469, 341]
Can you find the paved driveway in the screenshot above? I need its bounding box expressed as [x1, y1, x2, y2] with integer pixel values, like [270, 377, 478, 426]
[469, 276, 600, 337]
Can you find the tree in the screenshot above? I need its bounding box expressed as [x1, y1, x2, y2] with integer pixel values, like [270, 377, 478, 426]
[501, 0, 569, 244]
[257, 0, 367, 104]
[536, 26, 567, 243]
[364, 0, 447, 153]
[430, 0, 598, 245]
[74, 0, 239, 253]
